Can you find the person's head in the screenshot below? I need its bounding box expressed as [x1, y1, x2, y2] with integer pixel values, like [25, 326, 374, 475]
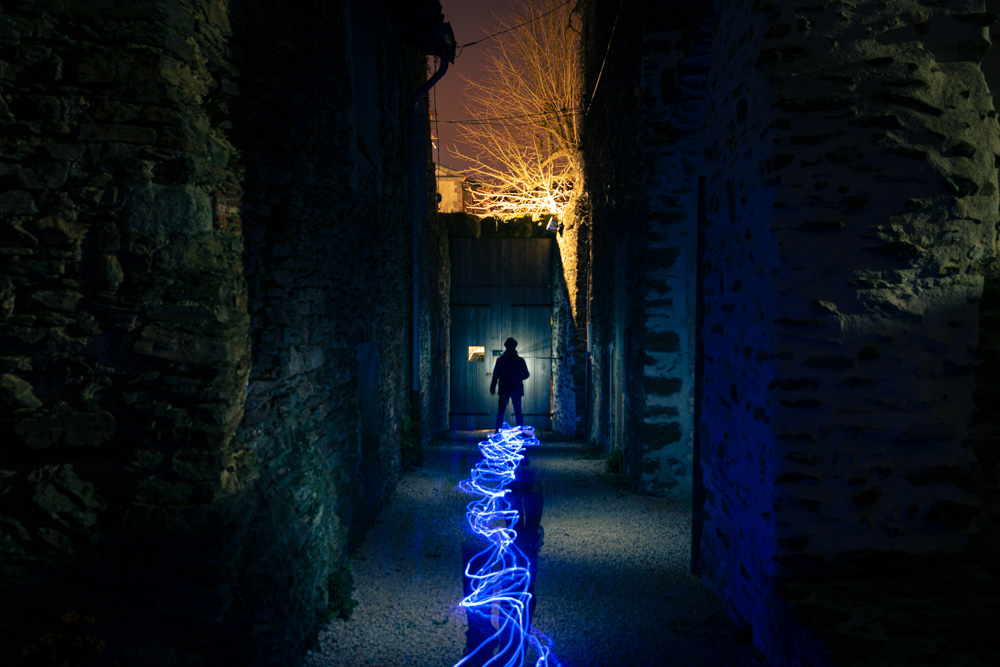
[504, 337, 517, 351]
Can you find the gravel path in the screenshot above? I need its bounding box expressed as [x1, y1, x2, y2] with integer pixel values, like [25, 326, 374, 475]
[306, 435, 766, 667]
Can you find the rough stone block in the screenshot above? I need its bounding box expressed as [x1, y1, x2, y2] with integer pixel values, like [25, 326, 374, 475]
[133, 324, 240, 365]
[644, 375, 682, 395]
[24, 216, 86, 247]
[642, 421, 682, 449]
[645, 329, 681, 352]
[0, 191, 37, 218]
[26, 290, 82, 313]
[0, 373, 42, 409]
[123, 183, 212, 237]
[17, 161, 70, 190]
[13, 404, 116, 448]
[28, 464, 106, 527]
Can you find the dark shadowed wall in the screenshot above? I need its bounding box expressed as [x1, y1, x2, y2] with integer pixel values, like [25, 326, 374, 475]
[0, 0, 444, 664]
[580, 0, 645, 487]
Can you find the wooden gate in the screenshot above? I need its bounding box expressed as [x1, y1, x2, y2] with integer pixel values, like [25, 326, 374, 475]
[450, 238, 553, 430]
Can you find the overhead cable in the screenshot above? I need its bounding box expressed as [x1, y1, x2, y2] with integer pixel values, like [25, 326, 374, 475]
[456, 0, 574, 57]
[584, 0, 623, 116]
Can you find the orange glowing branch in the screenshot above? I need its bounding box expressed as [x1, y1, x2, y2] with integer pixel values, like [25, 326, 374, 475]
[451, 0, 582, 218]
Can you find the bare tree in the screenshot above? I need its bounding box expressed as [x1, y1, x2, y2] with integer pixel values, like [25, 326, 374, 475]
[451, 0, 582, 218]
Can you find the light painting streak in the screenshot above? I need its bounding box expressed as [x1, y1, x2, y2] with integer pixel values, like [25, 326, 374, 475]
[454, 424, 560, 667]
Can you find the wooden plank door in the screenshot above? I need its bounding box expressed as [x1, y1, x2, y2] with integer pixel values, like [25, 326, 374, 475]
[450, 238, 553, 430]
[511, 302, 552, 427]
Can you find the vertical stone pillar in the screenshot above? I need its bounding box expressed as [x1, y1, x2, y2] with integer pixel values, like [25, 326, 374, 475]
[634, 6, 712, 498]
[553, 206, 590, 436]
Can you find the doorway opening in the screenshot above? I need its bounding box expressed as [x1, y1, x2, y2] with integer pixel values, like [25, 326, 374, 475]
[450, 238, 555, 431]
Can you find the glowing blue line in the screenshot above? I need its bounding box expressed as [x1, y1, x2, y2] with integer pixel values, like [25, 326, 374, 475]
[453, 424, 561, 667]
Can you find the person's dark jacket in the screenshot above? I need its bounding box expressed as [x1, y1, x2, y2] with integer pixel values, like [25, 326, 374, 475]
[490, 352, 529, 397]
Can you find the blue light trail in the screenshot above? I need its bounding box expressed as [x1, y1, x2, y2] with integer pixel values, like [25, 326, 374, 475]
[453, 424, 560, 667]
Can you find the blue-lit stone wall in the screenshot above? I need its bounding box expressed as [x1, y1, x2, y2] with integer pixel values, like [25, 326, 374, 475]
[635, 10, 712, 498]
[700, 0, 999, 658]
[699, 0, 779, 640]
[582, 1, 713, 499]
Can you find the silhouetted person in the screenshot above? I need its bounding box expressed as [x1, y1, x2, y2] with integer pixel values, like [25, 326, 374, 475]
[490, 337, 530, 431]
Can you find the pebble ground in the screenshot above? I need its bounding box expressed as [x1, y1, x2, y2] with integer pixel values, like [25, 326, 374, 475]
[306, 434, 766, 667]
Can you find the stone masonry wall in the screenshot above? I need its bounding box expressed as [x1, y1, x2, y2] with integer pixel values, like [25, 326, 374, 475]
[634, 5, 711, 499]
[226, 0, 420, 659]
[551, 224, 582, 436]
[0, 0, 430, 664]
[699, 0, 780, 638]
[701, 0, 999, 657]
[581, 0, 645, 474]
[583, 0, 711, 499]
[552, 206, 589, 437]
[421, 193, 451, 446]
[973, 0, 1000, 565]
[0, 1, 254, 662]
[766, 0, 996, 571]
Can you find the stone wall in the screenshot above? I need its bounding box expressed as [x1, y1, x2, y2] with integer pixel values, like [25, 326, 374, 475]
[0, 0, 437, 663]
[0, 1, 253, 661]
[582, 0, 709, 498]
[698, 0, 781, 640]
[584, 0, 999, 659]
[420, 185, 451, 447]
[552, 206, 589, 437]
[973, 0, 1000, 566]
[700, 0, 999, 658]
[227, 0, 426, 658]
[581, 0, 643, 480]
[633, 5, 711, 499]
[551, 222, 583, 436]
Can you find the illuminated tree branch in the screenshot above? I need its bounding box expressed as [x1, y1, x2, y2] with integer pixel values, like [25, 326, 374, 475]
[451, 0, 582, 218]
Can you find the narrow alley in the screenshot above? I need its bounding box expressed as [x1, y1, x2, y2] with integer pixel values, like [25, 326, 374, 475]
[2, 2, 999, 664]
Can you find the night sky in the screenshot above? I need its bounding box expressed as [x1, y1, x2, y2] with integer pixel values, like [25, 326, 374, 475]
[434, 0, 516, 172]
